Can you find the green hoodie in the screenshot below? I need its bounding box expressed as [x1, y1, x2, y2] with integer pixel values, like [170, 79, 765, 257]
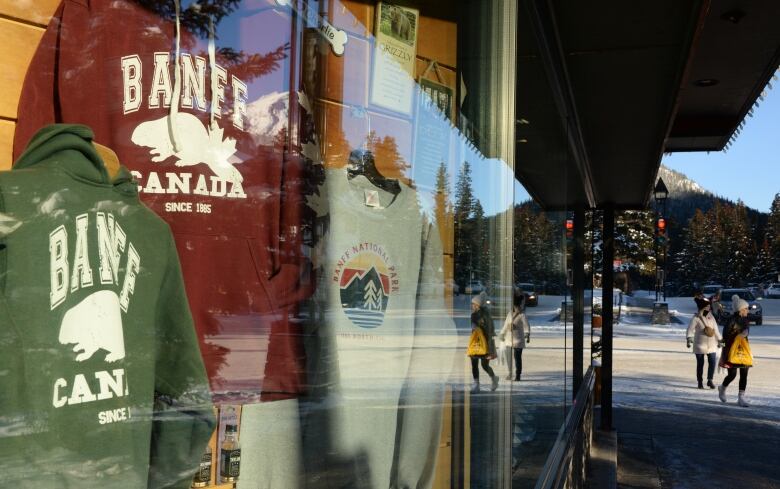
[0, 125, 215, 488]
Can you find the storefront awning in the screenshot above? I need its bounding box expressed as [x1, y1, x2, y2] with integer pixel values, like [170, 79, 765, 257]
[515, 0, 780, 210]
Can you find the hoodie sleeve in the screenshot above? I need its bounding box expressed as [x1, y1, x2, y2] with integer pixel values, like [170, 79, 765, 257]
[148, 231, 216, 489]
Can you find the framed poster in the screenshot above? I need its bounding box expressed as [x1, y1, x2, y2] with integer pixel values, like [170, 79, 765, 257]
[419, 77, 454, 122]
[370, 2, 419, 115]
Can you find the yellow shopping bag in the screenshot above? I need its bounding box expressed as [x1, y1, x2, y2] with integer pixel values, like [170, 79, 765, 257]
[466, 327, 488, 356]
[728, 336, 753, 367]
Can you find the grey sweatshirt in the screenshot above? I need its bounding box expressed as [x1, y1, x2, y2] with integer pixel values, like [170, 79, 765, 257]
[301, 168, 456, 488]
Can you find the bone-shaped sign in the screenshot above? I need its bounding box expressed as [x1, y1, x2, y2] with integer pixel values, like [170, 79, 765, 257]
[275, 0, 348, 56]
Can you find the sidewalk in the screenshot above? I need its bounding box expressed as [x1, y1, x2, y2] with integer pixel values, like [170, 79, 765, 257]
[611, 330, 780, 489]
[614, 389, 780, 489]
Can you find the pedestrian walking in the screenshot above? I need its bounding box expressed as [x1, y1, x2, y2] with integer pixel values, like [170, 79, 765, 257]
[710, 290, 725, 325]
[499, 292, 531, 381]
[468, 294, 499, 392]
[685, 296, 721, 389]
[718, 294, 753, 407]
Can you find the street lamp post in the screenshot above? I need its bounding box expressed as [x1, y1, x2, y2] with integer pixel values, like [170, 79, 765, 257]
[653, 178, 669, 302]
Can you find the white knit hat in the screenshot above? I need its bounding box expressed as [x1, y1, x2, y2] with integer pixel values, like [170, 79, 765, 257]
[472, 294, 485, 307]
[732, 294, 749, 312]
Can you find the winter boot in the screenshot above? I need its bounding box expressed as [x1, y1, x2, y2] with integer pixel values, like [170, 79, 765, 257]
[490, 375, 499, 392]
[698, 380, 703, 389]
[738, 391, 750, 407]
[471, 381, 480, 393]
[707, 379, 715, 389]
[718, 384, 727, 403]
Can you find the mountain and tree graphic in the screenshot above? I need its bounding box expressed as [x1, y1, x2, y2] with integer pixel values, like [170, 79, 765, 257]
[340, 265, 390, 328]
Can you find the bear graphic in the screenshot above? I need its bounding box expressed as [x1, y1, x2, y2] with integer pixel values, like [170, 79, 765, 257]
[389, 6, 413, 43]
[131, 113, 243, 185]
[58, 290, 126, 363]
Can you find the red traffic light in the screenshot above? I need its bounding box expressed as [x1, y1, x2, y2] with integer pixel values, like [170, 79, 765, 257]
[657, 218, 666, 230]
[565, 219, 574, 231]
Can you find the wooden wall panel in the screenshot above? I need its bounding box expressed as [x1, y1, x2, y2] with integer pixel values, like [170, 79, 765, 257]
[417, 16, 457, 68]
[0, 0, 60, 26]
[431, 387, 453, 489]
[329, 0, 373, 38]
[0, 18, 44, 119]
[0, 119, 14, 170]
[323, 33, 371, 107]
[320, 99, 368, 169]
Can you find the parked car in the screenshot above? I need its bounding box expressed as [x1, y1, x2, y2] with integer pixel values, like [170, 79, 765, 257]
[464, 280, 485, 295]
[515, 282, 539, 307]
[717, 288, 763, 325]
[765, 283, 780, 299]
[701, 284, 724, 297]
[746, 283, 763, 298]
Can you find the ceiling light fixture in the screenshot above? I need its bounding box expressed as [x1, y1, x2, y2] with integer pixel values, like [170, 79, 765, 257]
[721, 9, 746, 24]
[694, 78, 719, 87]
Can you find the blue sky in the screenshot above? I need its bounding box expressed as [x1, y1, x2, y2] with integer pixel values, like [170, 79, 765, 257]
[662, 85, 780, 213]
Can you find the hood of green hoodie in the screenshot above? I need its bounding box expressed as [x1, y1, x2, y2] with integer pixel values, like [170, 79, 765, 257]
[13, 124, 137, 196]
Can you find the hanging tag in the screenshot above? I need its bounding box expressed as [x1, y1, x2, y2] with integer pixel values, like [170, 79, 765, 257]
[364, 190, 382, 208]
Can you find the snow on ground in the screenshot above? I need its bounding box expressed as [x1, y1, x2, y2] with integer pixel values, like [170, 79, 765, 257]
[343, 291, 780, 411]
[485, 291, 780, 412]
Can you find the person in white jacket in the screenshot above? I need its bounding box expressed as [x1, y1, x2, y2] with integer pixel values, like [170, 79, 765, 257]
[499, 293, 531, 381]
[686, 296, 723, 389]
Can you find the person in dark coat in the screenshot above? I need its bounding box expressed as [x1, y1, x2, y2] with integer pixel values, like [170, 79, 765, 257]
[469, 294, 498, 392]
[718, 295, 752, 407]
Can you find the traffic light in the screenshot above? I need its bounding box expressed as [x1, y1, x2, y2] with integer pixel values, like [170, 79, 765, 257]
[565, 219, 574, 241]
[656, 217, 667, 246]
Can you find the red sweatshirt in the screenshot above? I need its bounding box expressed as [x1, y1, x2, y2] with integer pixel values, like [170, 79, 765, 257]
[14, 0, 311, 400]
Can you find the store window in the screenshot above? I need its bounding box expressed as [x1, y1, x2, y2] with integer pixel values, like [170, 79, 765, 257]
[0, 1, 581, 488]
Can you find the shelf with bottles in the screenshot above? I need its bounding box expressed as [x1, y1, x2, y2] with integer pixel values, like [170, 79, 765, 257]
[190, 405, 242, 489]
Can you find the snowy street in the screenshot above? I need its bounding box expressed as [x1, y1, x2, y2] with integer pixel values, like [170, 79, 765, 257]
[450, 291, 780, 487]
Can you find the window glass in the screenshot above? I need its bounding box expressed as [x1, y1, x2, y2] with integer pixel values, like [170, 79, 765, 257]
[0, 0, 580, 487]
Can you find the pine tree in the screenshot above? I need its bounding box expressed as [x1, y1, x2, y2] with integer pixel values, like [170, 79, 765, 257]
[768, 193, 780, 274]
[365, 131, 408, 180]
[454, 161, 475, 284]
[363, 281, 383, 311]
[728, 201, 755, 286]
[614, 210, 656, 283]
[752, 239, 774, 284]
[473, 200, 487, 280]
[675, 209, 710, 289]
[434, 161, 453, 228]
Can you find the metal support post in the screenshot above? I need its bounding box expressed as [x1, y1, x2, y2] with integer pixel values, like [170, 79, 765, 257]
[601, 204, 614, 431]
[572, 207, 585, 399]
